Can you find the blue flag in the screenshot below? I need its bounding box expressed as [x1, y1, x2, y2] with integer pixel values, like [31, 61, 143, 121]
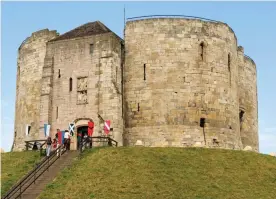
[44, 124, 47, 137]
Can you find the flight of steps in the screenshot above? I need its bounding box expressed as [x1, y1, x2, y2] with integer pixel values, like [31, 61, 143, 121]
[20, 151, 78, 199]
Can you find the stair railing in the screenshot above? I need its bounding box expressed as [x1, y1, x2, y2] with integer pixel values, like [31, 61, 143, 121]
[2, 145, 67, 199]
[79, 136, 118, 153]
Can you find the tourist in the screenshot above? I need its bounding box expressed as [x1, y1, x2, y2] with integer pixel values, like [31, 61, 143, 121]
[52, 138, 58, 156]
[46, 136, 52, 157]
[55, 129, 59, 140]
[77, 131, 82, 150]
[64, 130, 71, 151]
[32, 141, 38, 150]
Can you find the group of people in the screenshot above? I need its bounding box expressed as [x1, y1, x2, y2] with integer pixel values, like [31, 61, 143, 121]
[45, 129, 72, 157]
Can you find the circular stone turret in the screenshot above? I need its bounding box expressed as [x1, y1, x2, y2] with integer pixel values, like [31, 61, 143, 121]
[238, 48, 258, 151]
[123, 17, 242, 149]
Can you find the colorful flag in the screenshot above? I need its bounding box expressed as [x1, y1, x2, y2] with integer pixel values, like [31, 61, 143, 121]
[104, 120, 111, 135]
[44, 124, 47, 137]
[88, 121, 94, 136]
[46, 124, 51, 137]
[61, 131, 65, 144]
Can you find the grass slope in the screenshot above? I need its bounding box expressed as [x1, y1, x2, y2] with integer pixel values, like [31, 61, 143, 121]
[39, 147, 276, 199]
[1, 151, 41, 196]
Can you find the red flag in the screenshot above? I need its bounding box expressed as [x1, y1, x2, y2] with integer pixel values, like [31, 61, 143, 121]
[104, 120, 111, 135]
[88, 121, 94, 136]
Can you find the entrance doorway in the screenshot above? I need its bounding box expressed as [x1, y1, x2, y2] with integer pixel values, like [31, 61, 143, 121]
[77, 126, 88, 149]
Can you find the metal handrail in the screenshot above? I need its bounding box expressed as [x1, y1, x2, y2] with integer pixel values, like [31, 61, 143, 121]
[2, 145, 66, 199]
[79, 136, 118, 153]
[126, 15, 221, 23]
[25, 140, 47, 156]
[4, 136, 118, 198]
[91, 136, 118, 147]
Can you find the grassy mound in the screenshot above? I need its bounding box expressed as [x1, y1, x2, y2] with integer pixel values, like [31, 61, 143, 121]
[1, 151, 41, 196]
[38, 147, 276, 199]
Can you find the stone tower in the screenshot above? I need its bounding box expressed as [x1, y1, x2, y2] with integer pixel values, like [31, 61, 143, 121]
[123, 17, 258, 151]
[13, 29, 58, 150]
[13, 22, 123, 151]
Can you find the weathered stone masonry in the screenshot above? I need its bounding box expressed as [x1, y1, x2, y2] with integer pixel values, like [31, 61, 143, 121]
[13, 17, 258, 152]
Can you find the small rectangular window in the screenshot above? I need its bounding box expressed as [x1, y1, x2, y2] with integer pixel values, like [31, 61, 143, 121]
[200, 118, 205, 128]
[90, 44, 94, 54]
[58, 69, 61, 78]
[144, 64, 146, 80]
[239, 110, 245, 131]
[25, 125, 31, 136]
[200, 42, 204, 61]
[69, 78, 73, 92]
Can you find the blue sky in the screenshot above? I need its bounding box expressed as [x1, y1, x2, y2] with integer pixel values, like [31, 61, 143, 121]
[1, 2, 276, 154]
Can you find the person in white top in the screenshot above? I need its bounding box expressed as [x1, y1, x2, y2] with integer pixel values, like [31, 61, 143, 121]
[64, 130, 71, 150]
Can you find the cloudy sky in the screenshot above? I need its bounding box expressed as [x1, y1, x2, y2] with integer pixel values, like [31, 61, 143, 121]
[1, 1, 276, 153]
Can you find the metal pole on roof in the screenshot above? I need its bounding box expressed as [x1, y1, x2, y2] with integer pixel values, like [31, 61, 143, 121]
[123, 5, 126, 39]
[124, 5, 126, 26]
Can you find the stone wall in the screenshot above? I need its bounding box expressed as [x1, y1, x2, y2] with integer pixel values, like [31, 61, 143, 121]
[238, 46, 258, 151]
[124, 18, 242, 149]
[13, 18, 258, 152]
[13, 29, 58, 151]
[39, 32, 123, 149]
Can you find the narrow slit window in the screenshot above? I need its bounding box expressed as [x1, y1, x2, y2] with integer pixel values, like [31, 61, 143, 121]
[138, 103, 140, 112]
[69, 78, 73, 92]
[144, 64, 146, 80]
[200, 118, 206, 145]
[58, 69, 61, 78]
[56, 107, 59, 119]
[200, 42, 204, 61]
[228, 54, 231, 71]
[90, 44, 94, 54]
[239, 110, 244, 123]
[200, 118, 205, 128]
[228, 53, 231, 86]
[25, 125, 31, 136]
[239, 110, 245, 130]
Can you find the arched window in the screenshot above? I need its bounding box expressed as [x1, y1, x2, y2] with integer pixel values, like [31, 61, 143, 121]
[69, 77, 73, 92]
[239, 110, 245, 131]
[200, 42, 204, 61]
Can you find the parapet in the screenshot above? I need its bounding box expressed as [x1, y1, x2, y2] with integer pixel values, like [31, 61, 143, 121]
[19, 29, 59, 51]
[244, 54, 256, 67]
[126, 15, 238, 43]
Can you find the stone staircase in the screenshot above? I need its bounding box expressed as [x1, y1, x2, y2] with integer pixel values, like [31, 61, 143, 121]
[3, 151, 79, 199]
[21, 151, 78, 199]
[3, 137, 117, 199]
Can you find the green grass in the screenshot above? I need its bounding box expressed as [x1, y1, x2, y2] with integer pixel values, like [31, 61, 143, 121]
[1, 151, 42, 196]
[38, 147, 276, 199]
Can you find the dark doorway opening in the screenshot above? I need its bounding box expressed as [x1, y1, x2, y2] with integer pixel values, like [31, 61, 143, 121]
[77, 126, 88, 149]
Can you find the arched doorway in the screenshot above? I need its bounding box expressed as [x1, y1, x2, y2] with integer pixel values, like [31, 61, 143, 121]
[77, 125, 88, 149]
[74, 118, 94, 150]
